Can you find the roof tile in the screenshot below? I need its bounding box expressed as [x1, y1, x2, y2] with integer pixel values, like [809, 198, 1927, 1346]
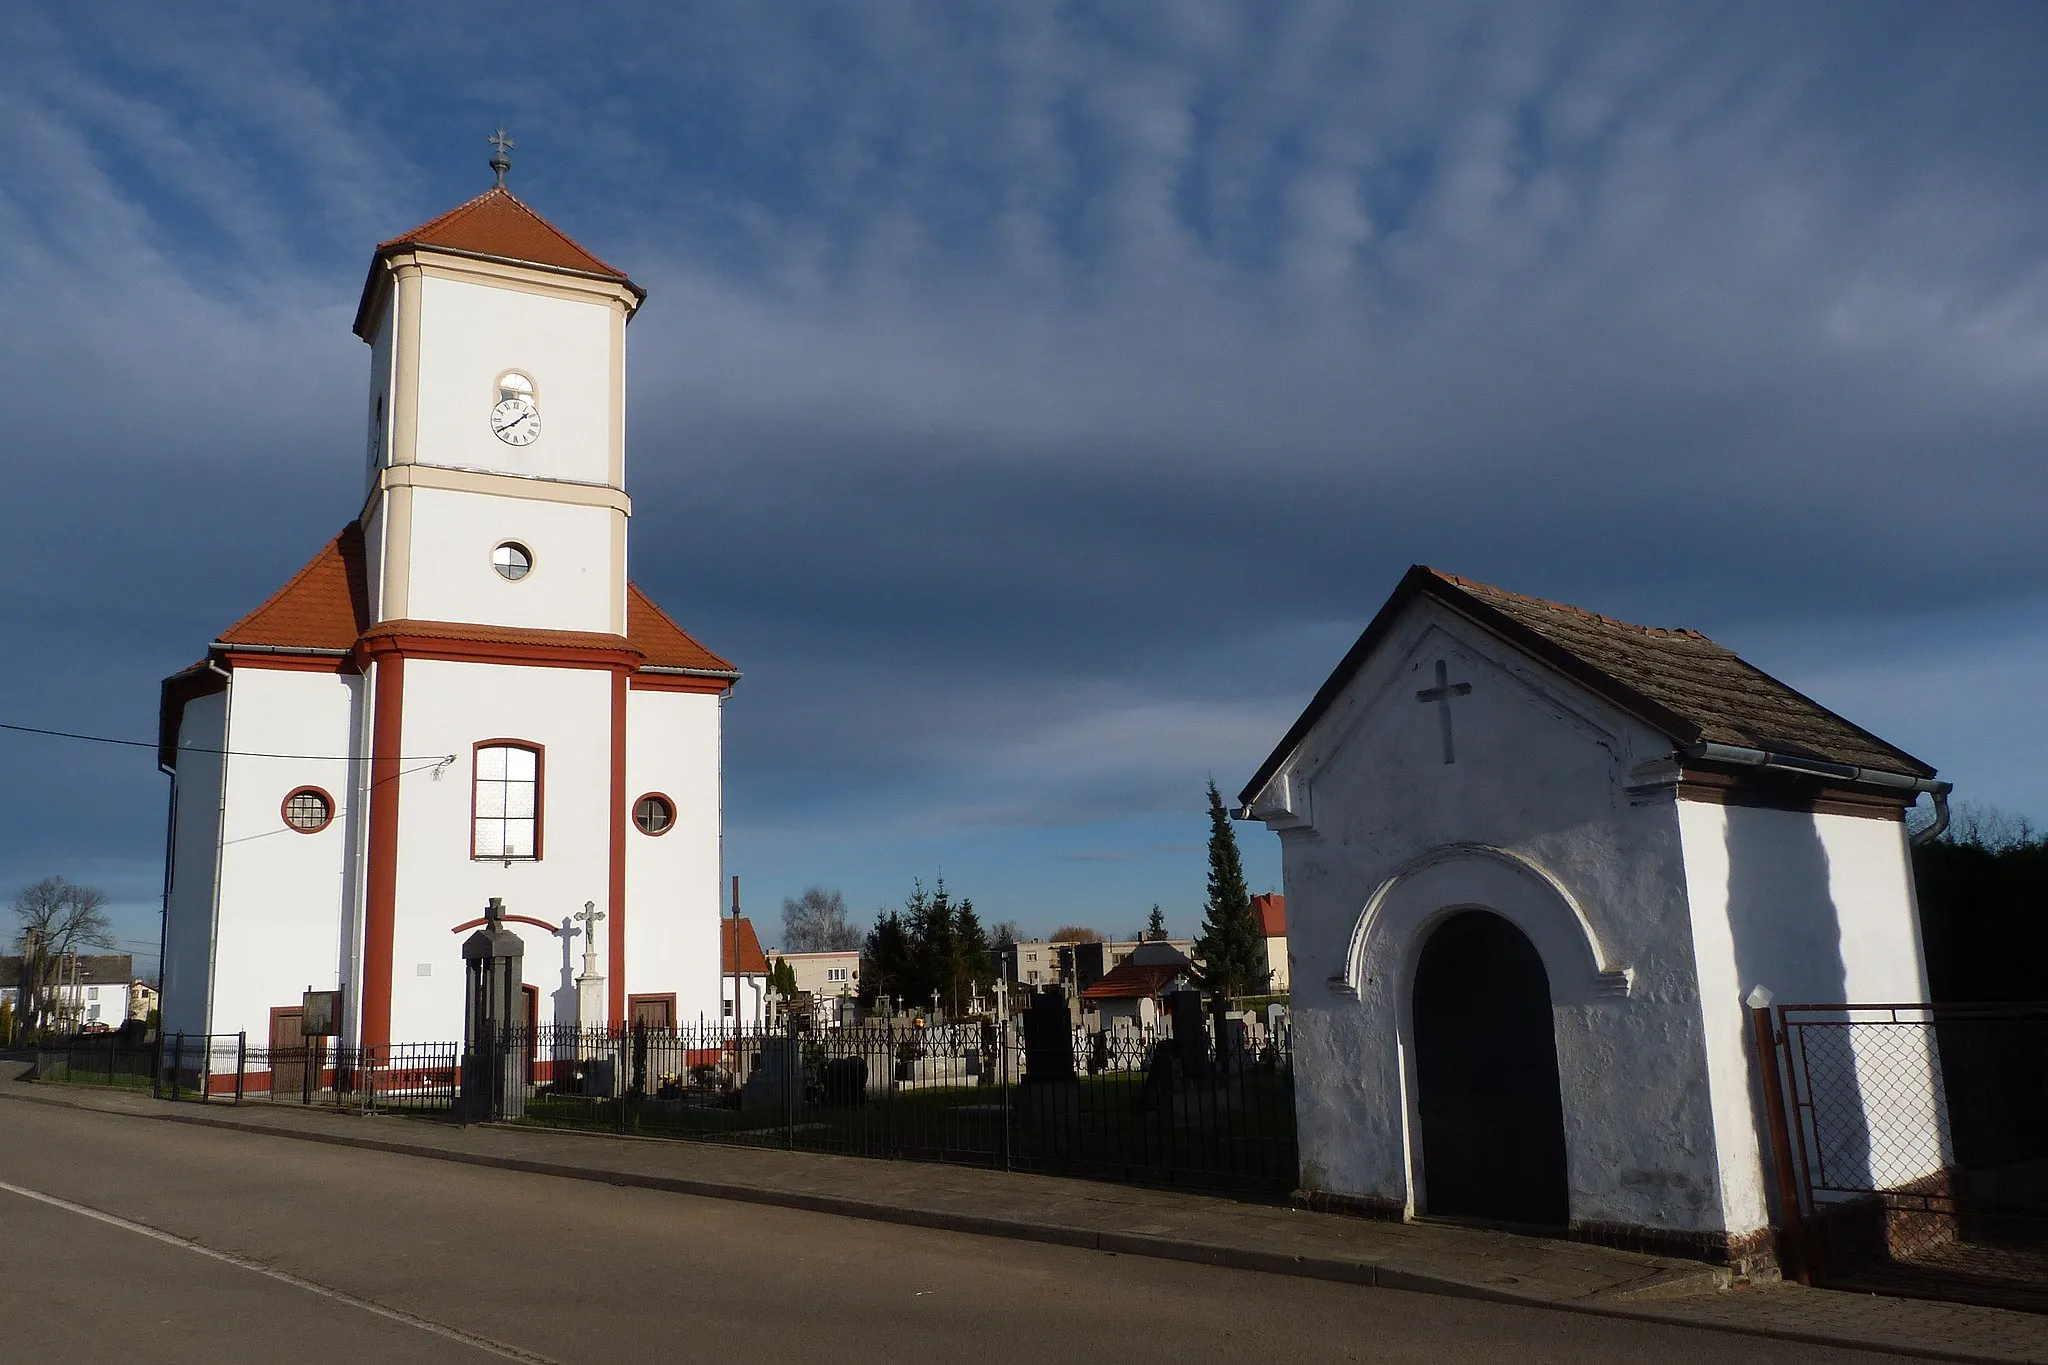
[379, 187, 629, 280]
[723, 918, 769, 977]
[1432, 570, 1930, 775]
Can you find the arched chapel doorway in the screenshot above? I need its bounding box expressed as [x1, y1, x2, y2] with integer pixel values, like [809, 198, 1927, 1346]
[1411, 910, 1570, 1226]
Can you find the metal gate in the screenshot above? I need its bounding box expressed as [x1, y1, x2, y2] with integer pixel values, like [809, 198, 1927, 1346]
[1770, 1002, 2048, 1311]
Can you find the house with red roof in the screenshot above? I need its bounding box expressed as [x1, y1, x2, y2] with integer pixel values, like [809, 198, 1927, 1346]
[158, 158, 737, 1060]
[1251, 892, 1288, 993]
[1078, 942, 1197, 1029]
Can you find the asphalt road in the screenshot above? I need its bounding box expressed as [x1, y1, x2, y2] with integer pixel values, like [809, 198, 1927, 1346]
[0, 1099, 1905, 1365]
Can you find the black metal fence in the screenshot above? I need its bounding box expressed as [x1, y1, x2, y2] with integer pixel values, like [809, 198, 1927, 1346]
[1776, 1002, 2048, 1311]
[35, 1011, 1297, 1197]
[37, 1033, 458, 1115]
[503, 1015, 1297, 1195]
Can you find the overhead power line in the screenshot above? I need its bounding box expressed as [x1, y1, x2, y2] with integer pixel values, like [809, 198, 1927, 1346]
[0, 721, 456, 765]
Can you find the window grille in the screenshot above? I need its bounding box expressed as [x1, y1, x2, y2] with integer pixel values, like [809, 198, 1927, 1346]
[284, 788, 333, 832]
[475, 744, 540, 859]
[632, 793, 673, 835]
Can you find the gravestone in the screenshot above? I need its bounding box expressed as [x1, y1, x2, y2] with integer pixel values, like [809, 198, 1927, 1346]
[1168, 989, 1209, 1074]
[1216, 1013, 1250, 1072]
[1022, 987, 1076, 1084]
[741, 1034, 802, 1115]
[820, 1055, 868, 1107]
[1021, 986, 1078, 1129]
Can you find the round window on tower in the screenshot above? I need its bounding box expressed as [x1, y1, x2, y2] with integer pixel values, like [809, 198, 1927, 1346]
[282, 787, 335, 834]
[633, 793, 675, 836]
[497, 371, 535, 405]
[492, 542, 533, 581]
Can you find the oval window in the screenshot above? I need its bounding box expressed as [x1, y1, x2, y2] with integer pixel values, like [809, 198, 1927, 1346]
[283, 787, 334, 834]
[493, 542, 533, 581]
[633, 793, 674, 836]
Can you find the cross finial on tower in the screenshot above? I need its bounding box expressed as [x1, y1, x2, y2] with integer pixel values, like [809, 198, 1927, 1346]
[488, 126, 514, 188]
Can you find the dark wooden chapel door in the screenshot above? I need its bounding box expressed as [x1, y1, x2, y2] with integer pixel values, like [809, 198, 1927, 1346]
[1412, 910, 1571, 1227]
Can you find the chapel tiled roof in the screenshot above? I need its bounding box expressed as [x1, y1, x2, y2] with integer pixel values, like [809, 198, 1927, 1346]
[722, 918, 769, 977]
[1241, 565, 1935, 808]
[1431, 571, 1931, 775]
[1080, 961, 1193, 1001]
[378, 187, 630, 281]
[1252, 893, 1286, 938]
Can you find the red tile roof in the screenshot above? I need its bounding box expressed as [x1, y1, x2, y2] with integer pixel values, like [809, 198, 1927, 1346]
[208, 523, 733, 672]
[628, 585, 737, 674]
[1080, 961, 1193, 1001]
[722, 918, 769, 977]
[216, 524, 370, 649]
[164, 525, 738, 768]
[1252, 893, 1285, 938]
[379, 187, 630, 281]
[1242, 565, 1934, 807]
[354, 187, 644, 339]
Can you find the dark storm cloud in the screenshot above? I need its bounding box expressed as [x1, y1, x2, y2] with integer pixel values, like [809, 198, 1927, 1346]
[3, 1, 2045, 940]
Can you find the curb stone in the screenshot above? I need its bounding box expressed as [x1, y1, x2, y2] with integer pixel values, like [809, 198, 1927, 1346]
[1, 1081, 2037, 1365]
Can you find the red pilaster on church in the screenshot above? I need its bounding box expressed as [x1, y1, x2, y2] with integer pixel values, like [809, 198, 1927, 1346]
[608, 667, 628, 1029]
[359, 652, 406, 1051]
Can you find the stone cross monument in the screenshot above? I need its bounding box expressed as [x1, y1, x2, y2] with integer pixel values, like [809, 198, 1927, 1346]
[574, 900, 606, 1031]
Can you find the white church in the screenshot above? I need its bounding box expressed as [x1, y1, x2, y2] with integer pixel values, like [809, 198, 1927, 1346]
[1242, 566, 1949, 1267]
[158, 162, 736, 1058]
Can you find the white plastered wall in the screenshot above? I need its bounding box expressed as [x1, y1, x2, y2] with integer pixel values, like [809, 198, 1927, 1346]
[623, 687, 724, 1027]
[399, 487, 618, 634]
[207, 667, 363, 1046]
[160, 692, 229, 1037]
[385, 659, 614, 1043]
[1680, 800, 1941, 1231]
[1264, 598, 1726, 1233]
[411, 275, 615, 486]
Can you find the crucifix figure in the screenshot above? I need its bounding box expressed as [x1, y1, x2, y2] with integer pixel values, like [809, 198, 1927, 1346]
[1415, 658, 1472, 764]
[574, 900, 605, 980]
[488, 127, 514, 187]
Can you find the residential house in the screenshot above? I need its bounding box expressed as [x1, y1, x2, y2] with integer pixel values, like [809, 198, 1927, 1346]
[1, 954, 136, 1031]
[768, 949, 861, 1025]
[720, 917, 770, 1026]
[1252, 893, 1289, 993]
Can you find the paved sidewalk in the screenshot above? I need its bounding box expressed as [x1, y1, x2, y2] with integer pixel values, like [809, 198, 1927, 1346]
[6, 1071, 2044, 1364]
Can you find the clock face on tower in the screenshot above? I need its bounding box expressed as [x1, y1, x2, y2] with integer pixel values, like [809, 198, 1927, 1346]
[491, 396, 540, 446]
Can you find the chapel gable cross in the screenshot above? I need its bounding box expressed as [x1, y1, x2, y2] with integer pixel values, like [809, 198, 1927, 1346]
[1415, 658, 1472, 765]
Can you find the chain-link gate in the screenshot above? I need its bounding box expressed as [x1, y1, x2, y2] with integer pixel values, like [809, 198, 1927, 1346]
[1770, 1003, 2048, 1311]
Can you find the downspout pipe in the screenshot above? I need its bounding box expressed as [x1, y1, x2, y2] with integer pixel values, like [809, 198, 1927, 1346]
[1683, 741, 1953, 845]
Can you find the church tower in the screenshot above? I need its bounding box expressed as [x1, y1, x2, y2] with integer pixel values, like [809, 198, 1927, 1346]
[159, 148, 736, 1061]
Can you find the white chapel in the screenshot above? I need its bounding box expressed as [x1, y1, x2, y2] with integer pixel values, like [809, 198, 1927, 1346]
[158, 162, 737, 1056]
[1242, 566, 1949, 1267]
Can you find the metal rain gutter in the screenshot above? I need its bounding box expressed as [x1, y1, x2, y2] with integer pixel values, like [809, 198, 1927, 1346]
[1683, 741, 1953, 844]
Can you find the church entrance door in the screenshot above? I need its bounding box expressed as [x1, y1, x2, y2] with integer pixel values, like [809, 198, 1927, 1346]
[1411, 910, 1570, 1226]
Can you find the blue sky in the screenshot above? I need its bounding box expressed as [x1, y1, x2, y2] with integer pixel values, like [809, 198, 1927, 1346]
[4, 2, 2046, 971]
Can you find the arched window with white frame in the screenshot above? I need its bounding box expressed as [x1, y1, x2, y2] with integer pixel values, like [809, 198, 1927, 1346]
[473, 741, 542, 860]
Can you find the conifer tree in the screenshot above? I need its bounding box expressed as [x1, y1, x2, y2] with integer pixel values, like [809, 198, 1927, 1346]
[1145, 904, 1167, 941]
[1193, 781, 1268, 998]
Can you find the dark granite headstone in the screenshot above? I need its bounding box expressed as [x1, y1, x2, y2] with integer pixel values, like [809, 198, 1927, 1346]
[1168, 988, 1208, 1072]
[1022, 987, 1076, 1085]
